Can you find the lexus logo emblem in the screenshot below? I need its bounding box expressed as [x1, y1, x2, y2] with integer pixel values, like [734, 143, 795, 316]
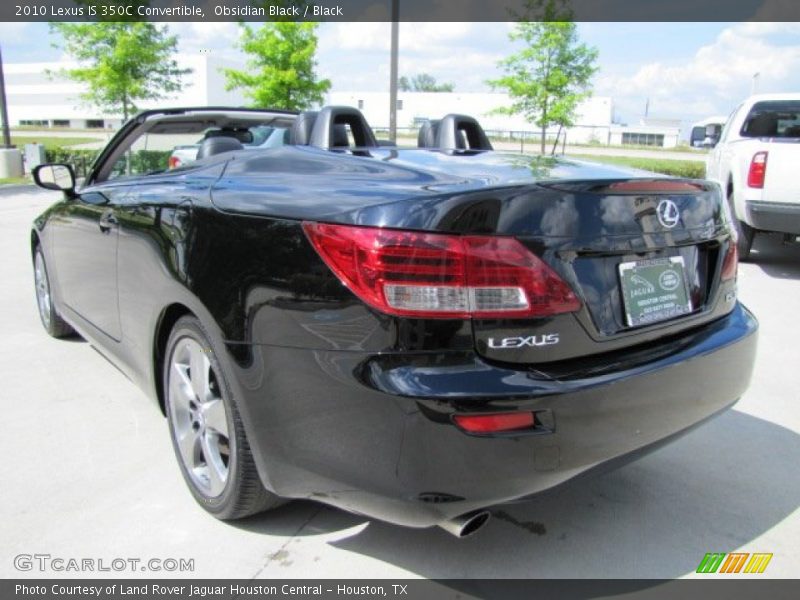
[656, 199, 680, 229]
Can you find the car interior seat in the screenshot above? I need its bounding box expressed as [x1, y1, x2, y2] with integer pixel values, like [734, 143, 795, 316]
[417, 115, 493, 150]
[745, 113, 779, 137]
[332, 124, 350, 148]
[196, 136, 244, 159]
[782, 124, 800, 137]
[290, 111, 319, 145]
[203, 128, 253, 144]
[308, 106, 378, 149]
[417, 120, 440, 148]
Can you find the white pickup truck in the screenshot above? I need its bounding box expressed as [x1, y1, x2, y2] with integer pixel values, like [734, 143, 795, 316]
[706, 93, 800, 259]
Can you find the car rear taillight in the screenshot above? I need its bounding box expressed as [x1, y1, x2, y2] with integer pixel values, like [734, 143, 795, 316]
[721, 242, 738, 281]
[302, 222, 581, 319]
[168, 156, 182, 170]
[747, 151, 768, 188]
[453, 412, 535, 434]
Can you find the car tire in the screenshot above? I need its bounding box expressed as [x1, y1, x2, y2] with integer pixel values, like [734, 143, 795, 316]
[164, 315, 283, 520]
[33, 246, 76, 338]
[728, 192, 755, 261]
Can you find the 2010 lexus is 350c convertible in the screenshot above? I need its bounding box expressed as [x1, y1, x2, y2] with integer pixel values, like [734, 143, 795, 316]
[30, 106, 757, 537]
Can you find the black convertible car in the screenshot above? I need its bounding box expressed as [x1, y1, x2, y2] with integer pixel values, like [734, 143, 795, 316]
[31, 106, 757, 537]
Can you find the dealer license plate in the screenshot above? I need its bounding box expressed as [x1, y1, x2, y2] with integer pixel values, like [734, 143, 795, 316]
[618, 256, 693, 327]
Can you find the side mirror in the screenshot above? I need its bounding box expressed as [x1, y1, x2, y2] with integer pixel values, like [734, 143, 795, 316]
[702, 125, 721, 148]
[33, 164, 76, 195]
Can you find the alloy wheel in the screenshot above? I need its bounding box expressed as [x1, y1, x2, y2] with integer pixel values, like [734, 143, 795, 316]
[167, 337, 231, 498]
[34, 251, 51, 329]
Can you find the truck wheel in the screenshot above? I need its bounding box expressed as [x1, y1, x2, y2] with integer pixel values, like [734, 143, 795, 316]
[735, 219, 755, 261]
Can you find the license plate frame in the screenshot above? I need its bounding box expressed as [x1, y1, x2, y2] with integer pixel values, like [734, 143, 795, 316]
[618, 256, 693, 327]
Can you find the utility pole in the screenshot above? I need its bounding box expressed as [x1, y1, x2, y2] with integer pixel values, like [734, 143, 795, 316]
[389, 0, 399, 143]
[0, 43, 23, 179]
[0, 45, 12, 148]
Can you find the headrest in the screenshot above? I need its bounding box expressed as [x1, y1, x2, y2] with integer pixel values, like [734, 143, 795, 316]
[196, 136, 244, 160]
[437, 114, 493, 150]
[455, 129, 467, 149]
[309, 106, 378, 149]
[332, 124, 349, 147]
[746, 113, 778, 137]
[203, 128, 253, 144]
[290, 111, 319, 145]
[417, 120, 440, 148]
[417, 115, 493, 150]
[783, 125, 800, 137]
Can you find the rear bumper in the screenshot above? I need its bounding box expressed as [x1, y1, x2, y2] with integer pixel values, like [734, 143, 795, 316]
[227, 303, 758, 528]
[746, 200, 800, 234]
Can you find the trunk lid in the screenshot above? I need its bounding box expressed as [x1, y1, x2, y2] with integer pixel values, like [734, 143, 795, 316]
[215, 148, 733, 365]
[461, 179, 733, 365]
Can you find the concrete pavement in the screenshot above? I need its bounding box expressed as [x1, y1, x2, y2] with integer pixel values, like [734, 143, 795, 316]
[1, 188, 798, 580]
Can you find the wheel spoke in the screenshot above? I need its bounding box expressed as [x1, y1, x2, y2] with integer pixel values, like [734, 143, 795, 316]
[202, 399, 228, 437]
[170, 362, 194, 408]
[34, 253, 51, 326]
[201, 432, 227, 497]
[176, 428, 200, 470]
[189, 344, 211, 403]
[168, 335, 231, 498]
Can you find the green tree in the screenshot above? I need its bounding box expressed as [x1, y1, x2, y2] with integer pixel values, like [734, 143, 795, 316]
[50, 22, 190, 121]
[488, 0, 598, 154]
[399, 73, 455, 93]
[224, 22, 331, 111]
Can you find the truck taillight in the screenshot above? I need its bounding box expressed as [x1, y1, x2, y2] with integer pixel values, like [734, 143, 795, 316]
[747, 151, 768, 188]
[168, 156, 182, 170]
[302, 222, 581, 319]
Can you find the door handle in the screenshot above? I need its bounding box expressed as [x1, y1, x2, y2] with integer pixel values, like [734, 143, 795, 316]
[99, 210, 118, 233]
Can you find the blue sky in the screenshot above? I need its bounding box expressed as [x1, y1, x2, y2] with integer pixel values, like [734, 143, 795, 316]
[2, 21, 799, 126]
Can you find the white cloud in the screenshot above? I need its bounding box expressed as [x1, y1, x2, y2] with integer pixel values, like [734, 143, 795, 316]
[317, 22, 511, 92]
[325, 22, 477, 52]
[167, 22, 243, 61]
[0, 23, 32, 45]
[324, 22, 389, 51]
[598, 22, 800, 123]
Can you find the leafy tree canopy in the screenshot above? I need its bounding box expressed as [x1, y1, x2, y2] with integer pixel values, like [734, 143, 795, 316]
[398, 73, 455, 93]
[50, 22, 190, 121]
[488, 0, 598, 153]
[224, 22, 331, 111]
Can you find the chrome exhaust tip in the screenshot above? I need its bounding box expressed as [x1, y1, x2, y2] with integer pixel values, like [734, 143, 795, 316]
[438, 510, 491, 538]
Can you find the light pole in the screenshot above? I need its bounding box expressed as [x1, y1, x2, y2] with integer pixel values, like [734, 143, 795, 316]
[0, 43, 23, 179]
[0, 44, 12, 148]
[389, 0, 399, 143]
[751, 72, 760, 95]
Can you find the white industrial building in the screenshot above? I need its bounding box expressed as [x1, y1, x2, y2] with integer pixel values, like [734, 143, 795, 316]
[3, 56, 681, 147]
[328, 91, 681, 148]
[609, 117, 682, 148]
[3, 54, 248, 130]
[328, 91, 613, 144]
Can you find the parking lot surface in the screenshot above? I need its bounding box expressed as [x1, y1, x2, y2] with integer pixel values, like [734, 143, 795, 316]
[1, 187, 798, 580]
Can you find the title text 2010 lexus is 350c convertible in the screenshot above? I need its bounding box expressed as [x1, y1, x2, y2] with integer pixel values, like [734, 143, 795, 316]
[30, 106, 757, 537]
